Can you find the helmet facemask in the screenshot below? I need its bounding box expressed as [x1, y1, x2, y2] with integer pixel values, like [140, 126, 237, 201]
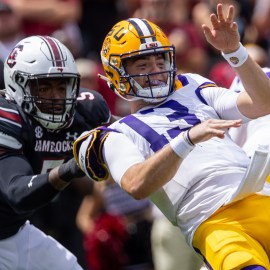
[13, 72, 80, 130]
[109, 46, 176, 104]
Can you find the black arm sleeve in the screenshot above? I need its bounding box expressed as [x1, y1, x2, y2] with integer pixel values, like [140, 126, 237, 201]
[0, 154, 59, 213]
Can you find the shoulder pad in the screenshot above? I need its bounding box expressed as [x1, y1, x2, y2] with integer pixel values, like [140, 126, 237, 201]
[76, 88, 111, 127]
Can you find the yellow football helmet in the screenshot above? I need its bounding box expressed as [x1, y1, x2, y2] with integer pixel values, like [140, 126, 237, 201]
[100, 18, 176, 103]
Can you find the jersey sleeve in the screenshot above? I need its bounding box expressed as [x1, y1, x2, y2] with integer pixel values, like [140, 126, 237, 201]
[76, 88, 111, 127]
[200, 86, 251, 122]
[103, 132, 145, 186]
[0, 98, 24, 150]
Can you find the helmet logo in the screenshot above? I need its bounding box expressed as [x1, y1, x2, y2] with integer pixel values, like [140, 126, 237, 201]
[57, 67, 64, 72]
[35, 126, 43, 139]
[145, 42, 158, 49]
[7, 45, 23, 68]
[102, 38, 111, 56]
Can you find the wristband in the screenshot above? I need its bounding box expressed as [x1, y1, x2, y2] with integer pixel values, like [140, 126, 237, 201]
[170, 131, 195, 159]
[221, 43, 248, 67]
[58, 158, 85, 182]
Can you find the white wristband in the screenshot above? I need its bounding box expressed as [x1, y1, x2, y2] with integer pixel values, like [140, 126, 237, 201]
[170, 131, 195, 159]
[222, 43, 248, 67]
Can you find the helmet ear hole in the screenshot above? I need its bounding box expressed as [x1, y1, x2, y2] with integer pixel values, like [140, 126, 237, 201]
[24, 102, 31, 111]
[109, 82, 116, 92]
[15, 74, 24, 84]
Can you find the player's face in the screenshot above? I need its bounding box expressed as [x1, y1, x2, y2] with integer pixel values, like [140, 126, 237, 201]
[30, 78, 67, 114]
[124, 53, 168, 90]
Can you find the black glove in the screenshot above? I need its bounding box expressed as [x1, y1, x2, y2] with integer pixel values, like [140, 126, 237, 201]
[58, 158, 85, 182]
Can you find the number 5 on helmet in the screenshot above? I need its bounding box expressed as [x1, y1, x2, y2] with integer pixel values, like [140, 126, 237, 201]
[73, 127, 118, 182]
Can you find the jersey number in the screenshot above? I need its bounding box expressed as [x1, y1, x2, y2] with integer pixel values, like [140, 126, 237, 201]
[120, 100, 200, 152]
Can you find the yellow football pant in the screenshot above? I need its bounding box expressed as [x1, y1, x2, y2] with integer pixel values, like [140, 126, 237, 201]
[193, 194, 270, 270]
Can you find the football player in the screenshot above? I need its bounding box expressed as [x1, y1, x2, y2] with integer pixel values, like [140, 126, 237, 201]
[73, 4, 270, 270]
[0, 36, 112, 269]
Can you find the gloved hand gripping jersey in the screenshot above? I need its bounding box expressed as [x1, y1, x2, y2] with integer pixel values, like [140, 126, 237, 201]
[73, 126, 119, 182]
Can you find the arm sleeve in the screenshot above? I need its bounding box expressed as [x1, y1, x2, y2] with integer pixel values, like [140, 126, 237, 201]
[103, 132, 145, 187]
[0, 154, 59, 213]
[201, 87, 251, 122]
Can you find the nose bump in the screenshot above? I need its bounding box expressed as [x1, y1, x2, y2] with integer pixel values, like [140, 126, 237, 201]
[51, 87, 66, 99]
[151, 63, 161, 72]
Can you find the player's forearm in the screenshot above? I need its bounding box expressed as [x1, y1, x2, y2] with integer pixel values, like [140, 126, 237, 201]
[121, 145, 182, 199]
[7, 173, 59, 213]
[48, 166, 71, 191]
[6, 160, 84, 212]
[0, 154, 59, 212]
[234, 56, 270, 118]
[48, 158, 85, 191]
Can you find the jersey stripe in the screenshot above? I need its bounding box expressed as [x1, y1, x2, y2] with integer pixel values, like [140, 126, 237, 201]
[195, 82, 218, 105]
[120, 115, 168, 152]
[177, 74, 189, 87]
[0, 107, 22, 127]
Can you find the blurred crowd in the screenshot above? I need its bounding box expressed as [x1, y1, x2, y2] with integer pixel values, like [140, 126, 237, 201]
[1, 0, 270, 269]
[1, 0, 270, 113]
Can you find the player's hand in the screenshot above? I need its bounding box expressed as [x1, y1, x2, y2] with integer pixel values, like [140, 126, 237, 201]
[202, 3, 240, 53]
[188, 119, 242, 145]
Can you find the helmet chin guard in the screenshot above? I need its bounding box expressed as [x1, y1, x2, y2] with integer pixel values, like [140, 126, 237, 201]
[4, 35, 80, 130]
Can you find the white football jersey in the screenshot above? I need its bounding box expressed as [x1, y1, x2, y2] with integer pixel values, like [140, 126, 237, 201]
[108, 73, 255, 245]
